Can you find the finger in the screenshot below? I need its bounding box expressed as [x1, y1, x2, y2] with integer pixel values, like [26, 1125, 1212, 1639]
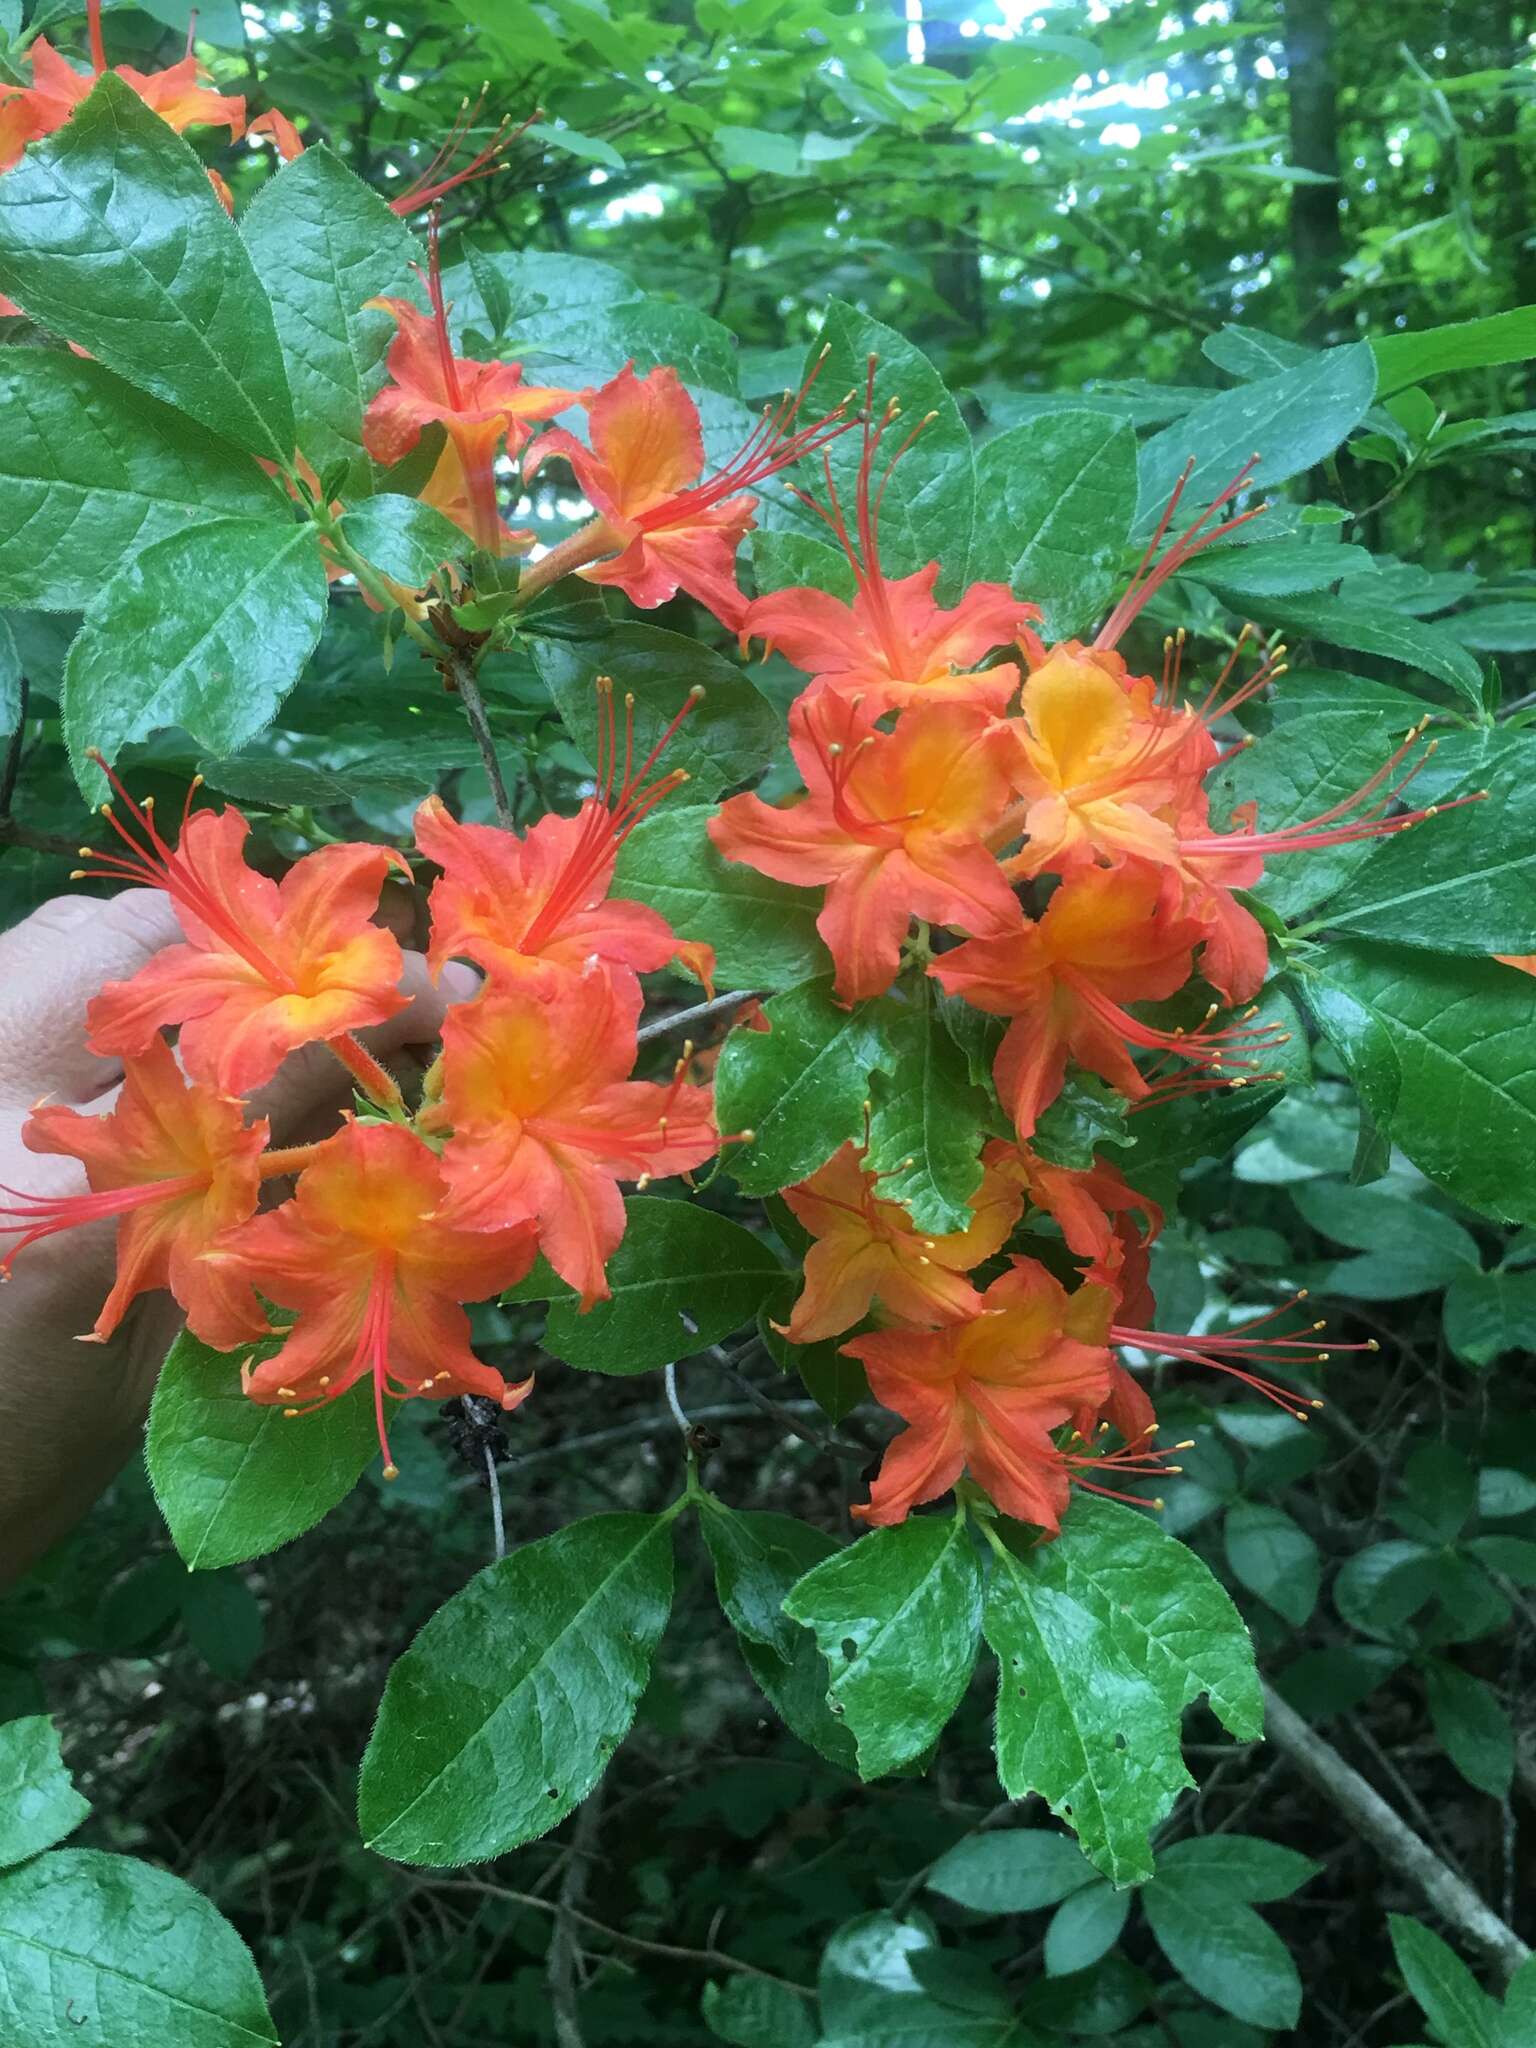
[247, 951, 478, 1146]
[0, 891, 182, 1109]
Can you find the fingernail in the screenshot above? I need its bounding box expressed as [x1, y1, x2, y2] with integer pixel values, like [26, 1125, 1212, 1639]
[439, 961, 482, 1005]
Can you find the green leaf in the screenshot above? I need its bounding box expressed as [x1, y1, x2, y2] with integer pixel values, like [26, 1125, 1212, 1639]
[1031, 1076, 1132, 1171]
[1154, 1833, 1319, 1903]
[0, 1718, 89, 1868]
[703, 1974, 816, 2048]
[927, 1830, 1094, 1914]
[864, 978, 990, 1234]
[613, 805, 827, 991]
[1044, 1883, 1132, 1976]
[0, 616, 19, 737]
[701, 1504, 857, 1769]
[1374, 307, 1536, 396]
[1032, 1494, 1263, 1738]
[182, 1569, 264, 1681]
[817, 1910, 1038, 2044]
[63, 516, 329, 796]
[1305, 942, 1536, 1224]
[358, 1512, 674, 1864]
[1320, 756, 1536, 954]
[716, 976, 891, 1196]
[0, 76, 293, 463]
[1443, 1267, 1536, 1369]
[531, 622, 780, 803]
[503, 1197, 787, 1372]
[1291, 1182, 1482, 1299]
[1191, 538, 1374, 598]
[1142, 1869, 1302, 2030]
[0, 1847, 278, 2045]
[0, 353, 281, 611]
[1135, 344, 1375, 536]
[717, 124, 804, 176]
[1498, 1958, 1536, 2048]
[782, 1515, 983, 1779]
[241, 144, 421, 495]
[341, 495, 468, 587]
[1423, 1661, 1513, 1799]
[969, 411, 1136, 639]
[1242, 594, 1484, 705]
[146, 1326, 378, 1570]
[1388, 1915, 1501, 2048]
[750, 529, 856, 603]
[802, 301, 975, 594]
[983, 1523, 1191, 1887]
[1223, 1503, 1320, 1626]
[1451, 603, 1536, 652]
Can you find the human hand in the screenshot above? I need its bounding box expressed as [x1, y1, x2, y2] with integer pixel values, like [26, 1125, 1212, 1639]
[0, 888, 473, 1586]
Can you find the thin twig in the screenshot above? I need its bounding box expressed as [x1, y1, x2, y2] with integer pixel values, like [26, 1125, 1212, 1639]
[0, 674, 27, 818]
[706, 1346, 870, 1465]
[549, 1788, 605, 2047]
[483, 1441, 506, 1561]
[422, 1876, 815, 1995]
[636, 988, 767, 1044]
[451, 655, 516, 829]
[662, 1362, 690, 1434]
[1261, 1683, 1531, 1983]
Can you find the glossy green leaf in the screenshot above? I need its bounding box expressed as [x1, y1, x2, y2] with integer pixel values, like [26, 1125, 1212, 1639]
[1223, 1503, 1320, 1626]
[1033, 1495, 1263, 1737]
[864, 978, 991, 1234]
[613, 806, 827, 990]
[503, 1197, 787, 1371]
[1043, 1882, 1132, 1977]
[0, 1718, 88, 1868]
[0, 353, 281, 611]
[701, 1503, 856, 1769]
[783, 1515, 983, 1780]
[1423, 1661, 1513, 1799]
[1136, 343, 1375, 534]
[242, 144, 421, 495]
[358, 1512, 674, 1864]
[983, 1523, 1191, 1886]
[716, 977, 891, 1195]
[1388, 1915, 1501, 2048]
[1154, 1833, 1319, 1903]
[340, 495, 468, 587]
[0, 1848, 278, 2046]
[0, 76, 293, 462]
[801, 301, 975, 594]
[1192, 538, 1372, 598]
[1243, 593, 1484, 704]
[63, 516, 329, 796]
[531, 622, 780, 803]
[1291, 1179, 1481, 1283]
[1374, 307, 1536, 396]
[969, 410, 1136, 638]
[1305, 942, 1536, 1223]
[146, 1327, 378, 1571]
[927, 1830, 1094, 1914]
[1321, 755, 1536, 954]
[1142, 1869, 1302, 2030]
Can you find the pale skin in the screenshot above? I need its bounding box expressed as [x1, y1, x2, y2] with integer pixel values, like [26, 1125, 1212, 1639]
[0, 889, 474, 1588]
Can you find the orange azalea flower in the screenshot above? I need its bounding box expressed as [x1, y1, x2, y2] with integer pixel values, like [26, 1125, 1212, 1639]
[524, 360, 853, 629]
[428, 969, 718, 1309]
[386, 97, 536, 216]
[1498, 955, 1536, 976]
[845, 1257, 1117, 1531]
[363, 222, 580, 556]
[775, 1142, 1023, 1344]
[932, 862, 1282, 1137]
[709, 692, 1021, 1004]
[741, 378, 1035, 716]
[0, 28, 244, 174]
[212, 1122, 538, 1474]
[80, 763, 409, 1097]
[415, 679, 712, 994]
[0, 1033, 266, 1346]
[984, 1137, 1162, 1326]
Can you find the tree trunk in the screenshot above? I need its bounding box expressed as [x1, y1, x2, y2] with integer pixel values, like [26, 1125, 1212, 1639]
[1283, 0, 1346, 332]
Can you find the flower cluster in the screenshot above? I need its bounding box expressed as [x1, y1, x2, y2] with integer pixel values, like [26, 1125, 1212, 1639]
[0, 706, 721, 1474]
[707, 385, 1449, 1530]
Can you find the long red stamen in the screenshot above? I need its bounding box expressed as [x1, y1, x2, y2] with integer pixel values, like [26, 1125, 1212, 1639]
[520, 679, 700, 951]
[633, 348, 857, 533]
[74, 756, 293, 989]
[1060, 973, 1288, 1074]
[0, 1174, 202, 1270]
[1113, 1293, 1377, 1419]
[1094, 457, 1267, 651]
[389, 100, 536, 217]
[87, 0, 108, 72]
[1180, 728, 1488, 861]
